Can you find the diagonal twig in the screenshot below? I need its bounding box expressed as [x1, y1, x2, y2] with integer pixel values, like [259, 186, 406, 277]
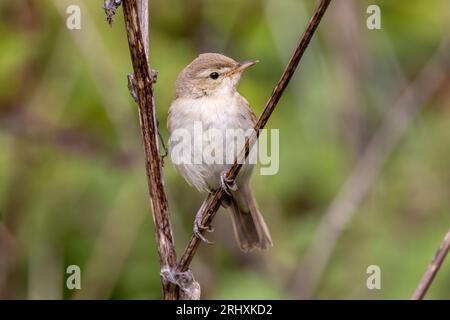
[177, 0, 332, 273]
[121, 0, 177, 300]
[412, 228, 450, 300]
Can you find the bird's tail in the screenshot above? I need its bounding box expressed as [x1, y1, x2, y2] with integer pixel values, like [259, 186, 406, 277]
[229, 184, 272, 252]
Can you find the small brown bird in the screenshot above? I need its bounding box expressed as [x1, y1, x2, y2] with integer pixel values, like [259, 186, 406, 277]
[168, 53, 272, 252]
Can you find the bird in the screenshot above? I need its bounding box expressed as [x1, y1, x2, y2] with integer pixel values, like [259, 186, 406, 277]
[167, 53, 272, 252]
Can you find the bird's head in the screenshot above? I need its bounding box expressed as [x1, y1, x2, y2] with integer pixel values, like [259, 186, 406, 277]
[175, 53, 258, 98]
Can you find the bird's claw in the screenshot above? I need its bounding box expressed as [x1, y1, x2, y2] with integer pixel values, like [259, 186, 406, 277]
[193, 219, 214, 244]
[220, 171, 237, 196]
[193, 195, 215, 244]
[195, 220, 214, 232]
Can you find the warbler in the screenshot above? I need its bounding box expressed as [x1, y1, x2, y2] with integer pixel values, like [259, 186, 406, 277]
[168, 53, 272, 252]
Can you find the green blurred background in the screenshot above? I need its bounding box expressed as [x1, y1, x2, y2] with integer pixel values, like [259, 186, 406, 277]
[0, 0, 449, 299]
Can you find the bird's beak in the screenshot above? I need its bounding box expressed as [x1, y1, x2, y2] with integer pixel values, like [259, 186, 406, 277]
[225, 60, 259, 77]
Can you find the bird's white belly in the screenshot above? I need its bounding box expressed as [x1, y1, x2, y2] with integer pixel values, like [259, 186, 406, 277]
[168, 94, 255, 192]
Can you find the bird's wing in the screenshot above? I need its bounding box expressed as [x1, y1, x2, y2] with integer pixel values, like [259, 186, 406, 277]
[237, 95, 258, 126]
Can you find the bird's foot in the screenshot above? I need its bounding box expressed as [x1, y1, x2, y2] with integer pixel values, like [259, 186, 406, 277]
[193, 209, 214, 244]
[220, 171, 237, 196]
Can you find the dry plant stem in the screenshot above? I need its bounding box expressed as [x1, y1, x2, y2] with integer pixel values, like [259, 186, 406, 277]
[122, 0, 177, 300]
[412, 228, 450, 300]
[177, 0, 332, 272]
[136, 0, 149, 59]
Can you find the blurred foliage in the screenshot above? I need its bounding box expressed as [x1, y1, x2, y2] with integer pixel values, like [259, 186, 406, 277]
[0, 0, 449, 299]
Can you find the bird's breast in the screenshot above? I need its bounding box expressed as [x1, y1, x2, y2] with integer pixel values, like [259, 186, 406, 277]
[169, 94, 253, 132]
[168, 94, 255, 192]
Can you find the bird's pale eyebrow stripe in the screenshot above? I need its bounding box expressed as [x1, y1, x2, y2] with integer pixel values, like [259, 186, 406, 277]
[197, 67, 231, 78]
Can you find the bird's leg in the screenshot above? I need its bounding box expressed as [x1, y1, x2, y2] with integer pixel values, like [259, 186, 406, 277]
[194, 212, 214, 244]
[220, 171, 238, 196]
[193, 195, 214, 244]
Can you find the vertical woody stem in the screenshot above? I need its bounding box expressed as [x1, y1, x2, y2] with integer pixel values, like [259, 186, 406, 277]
[122, 0, 177, 300]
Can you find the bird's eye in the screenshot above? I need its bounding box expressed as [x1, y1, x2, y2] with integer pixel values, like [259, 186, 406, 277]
[209, 72, 219, 80]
